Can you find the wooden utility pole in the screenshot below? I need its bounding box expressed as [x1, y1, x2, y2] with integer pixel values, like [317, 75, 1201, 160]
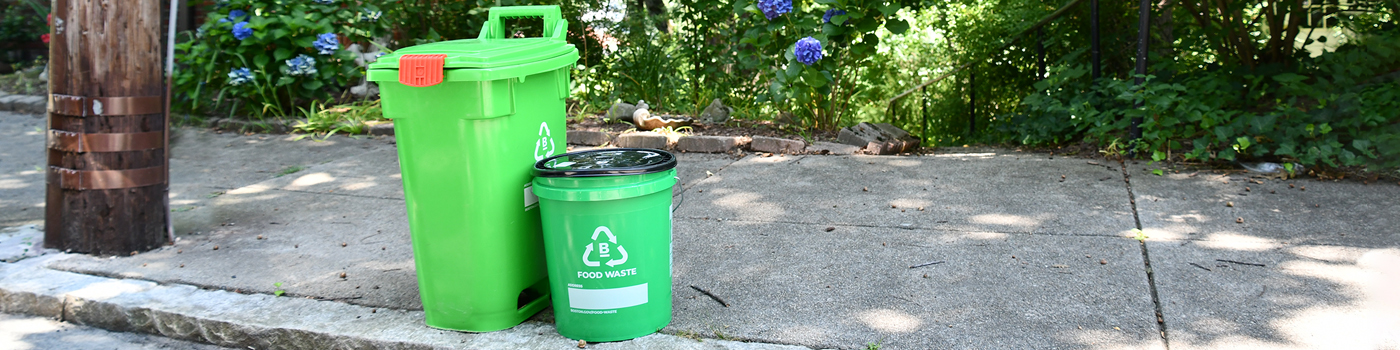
[46, 0, 170, 254]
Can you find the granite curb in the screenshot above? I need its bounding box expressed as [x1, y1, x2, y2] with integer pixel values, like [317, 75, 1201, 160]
[0, 93, 46, 115]
[0, 254, 817, 350]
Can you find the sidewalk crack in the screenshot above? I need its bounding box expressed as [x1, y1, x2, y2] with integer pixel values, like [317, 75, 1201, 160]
[1120, 160, 1170, 349]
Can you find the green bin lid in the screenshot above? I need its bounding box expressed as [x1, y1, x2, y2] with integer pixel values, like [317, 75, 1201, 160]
[368, 38, 575, 71]
[534, 148, 677, 178]
[367, 5, 578, 83]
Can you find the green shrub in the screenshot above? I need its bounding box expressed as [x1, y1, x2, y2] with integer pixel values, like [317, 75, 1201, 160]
[1009, 29, 1400, 171]
[173, 0, 389, 120]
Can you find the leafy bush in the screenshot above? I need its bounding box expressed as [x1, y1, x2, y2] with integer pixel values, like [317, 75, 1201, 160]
[173, 0, 389, 120]
[0, 0, 46, 51]
[1010, 29, 1400, 171]
[735, 0, 921, 129]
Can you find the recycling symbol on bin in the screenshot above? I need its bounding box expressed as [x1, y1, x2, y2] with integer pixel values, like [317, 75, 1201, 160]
[534, 122, 556, 161]
[582, 226, 628, 267]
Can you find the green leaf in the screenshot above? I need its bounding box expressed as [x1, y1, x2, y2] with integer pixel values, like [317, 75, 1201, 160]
[1152, 150, 1166, 162]
[254, 54, 270, 68]
[832, 14, 849, 25]
[293, 36, 315, 47]
[303, 80, 323, 91]
[1152, 169, 1164, 176]
[884, 19, 910, 35]
[802, 68, 828, 88]
[274, 48, 292, 61]
[277, 77, 295, 86]
[878, 2, 901, 15]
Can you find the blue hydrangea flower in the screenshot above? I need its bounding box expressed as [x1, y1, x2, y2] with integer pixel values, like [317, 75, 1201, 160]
[218, 18, 229, 24]
[794, 37, 822, 66]
[313, 33, 339, 55]
[227, 67, 253, 86]
[756, 0, 791, 20]
[823, 9, 847, 24]
[284, 55, 318, 76]
[228, 10, 247, 21]
[312, 0, 334, 4]
[232, 21, 253, 40]
[360, 10, 382, 22]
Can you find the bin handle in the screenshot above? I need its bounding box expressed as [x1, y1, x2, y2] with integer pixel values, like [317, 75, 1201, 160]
[478, 6, 567, 42]
[672, 177, 683, 213]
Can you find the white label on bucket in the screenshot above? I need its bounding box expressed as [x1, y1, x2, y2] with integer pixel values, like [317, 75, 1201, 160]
[568, 283, 648, 310]
[523, 183, 538, 209]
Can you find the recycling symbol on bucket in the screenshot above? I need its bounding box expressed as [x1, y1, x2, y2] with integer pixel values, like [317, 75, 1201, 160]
[534, 122, 555, 161]
[582, 226, 628, 267]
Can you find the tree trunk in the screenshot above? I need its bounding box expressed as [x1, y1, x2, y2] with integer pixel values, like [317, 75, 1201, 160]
[46, 0, 169, 255]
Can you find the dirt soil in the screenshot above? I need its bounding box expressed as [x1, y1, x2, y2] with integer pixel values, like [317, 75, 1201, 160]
[566, 114, 840, 143]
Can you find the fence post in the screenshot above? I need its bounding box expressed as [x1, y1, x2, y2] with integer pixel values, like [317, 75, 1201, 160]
[46, 0, 170, 254]
[1090, 0, 1101, 81]
[1131, 0, 1150, 145]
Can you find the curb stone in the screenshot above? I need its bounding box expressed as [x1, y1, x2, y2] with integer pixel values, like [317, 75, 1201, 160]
[749, 136, 805, 154]
[805, 141, 860, 155]
[566, 130, 611, 146]
[0, 255, 815, 350]
[0, 94, 46, 115]
[614, 132, 670, 149]
[676, 135, 750, 153]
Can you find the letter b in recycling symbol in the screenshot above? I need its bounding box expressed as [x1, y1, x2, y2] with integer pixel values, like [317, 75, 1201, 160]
[582, 226, 628, 267]
[534, 122, 555, 161]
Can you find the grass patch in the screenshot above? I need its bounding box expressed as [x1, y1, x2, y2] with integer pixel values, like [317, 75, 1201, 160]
[292, 99, 386, 140]
[275, 166, 306, 177]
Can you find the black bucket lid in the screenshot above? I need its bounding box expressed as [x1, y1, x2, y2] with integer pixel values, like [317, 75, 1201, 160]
[534, 148, 677, 177]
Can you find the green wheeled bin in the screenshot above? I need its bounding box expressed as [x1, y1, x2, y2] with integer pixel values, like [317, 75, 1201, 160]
[531, 148, 678, 342]
[365, 5, 579, 332]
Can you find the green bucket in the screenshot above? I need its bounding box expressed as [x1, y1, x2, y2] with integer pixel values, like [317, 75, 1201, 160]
[532, 148, 677, 342]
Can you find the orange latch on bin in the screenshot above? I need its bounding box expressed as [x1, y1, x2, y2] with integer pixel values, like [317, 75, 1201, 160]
[399, 54, 448, 87]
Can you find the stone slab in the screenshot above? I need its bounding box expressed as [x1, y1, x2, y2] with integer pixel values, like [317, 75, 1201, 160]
[0, 111, 46, 226]
[1147, 240, 1400, 349]
[676, 153, 1136, 237]
[11, 95, 44, 114]
[676, 136, 749, 153]
[51, 187, 418, 310]
[0, 313, 233, 350]
[1129, 167, 1400, 247]
[614, 132, 669, 149]
[0, 225, 53, 263]
[167, 128, 391, 211]
[2, 255, 809, 350]
[366, 122, 394, 136]
[668, 218, 1164, 349]
[804, 142, 858, 155]
[567, 130, 611, 146]
[749, 136, 805, 154]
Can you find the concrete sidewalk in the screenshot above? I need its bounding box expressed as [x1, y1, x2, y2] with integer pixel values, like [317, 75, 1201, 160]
[2, 110, 1398, 349]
